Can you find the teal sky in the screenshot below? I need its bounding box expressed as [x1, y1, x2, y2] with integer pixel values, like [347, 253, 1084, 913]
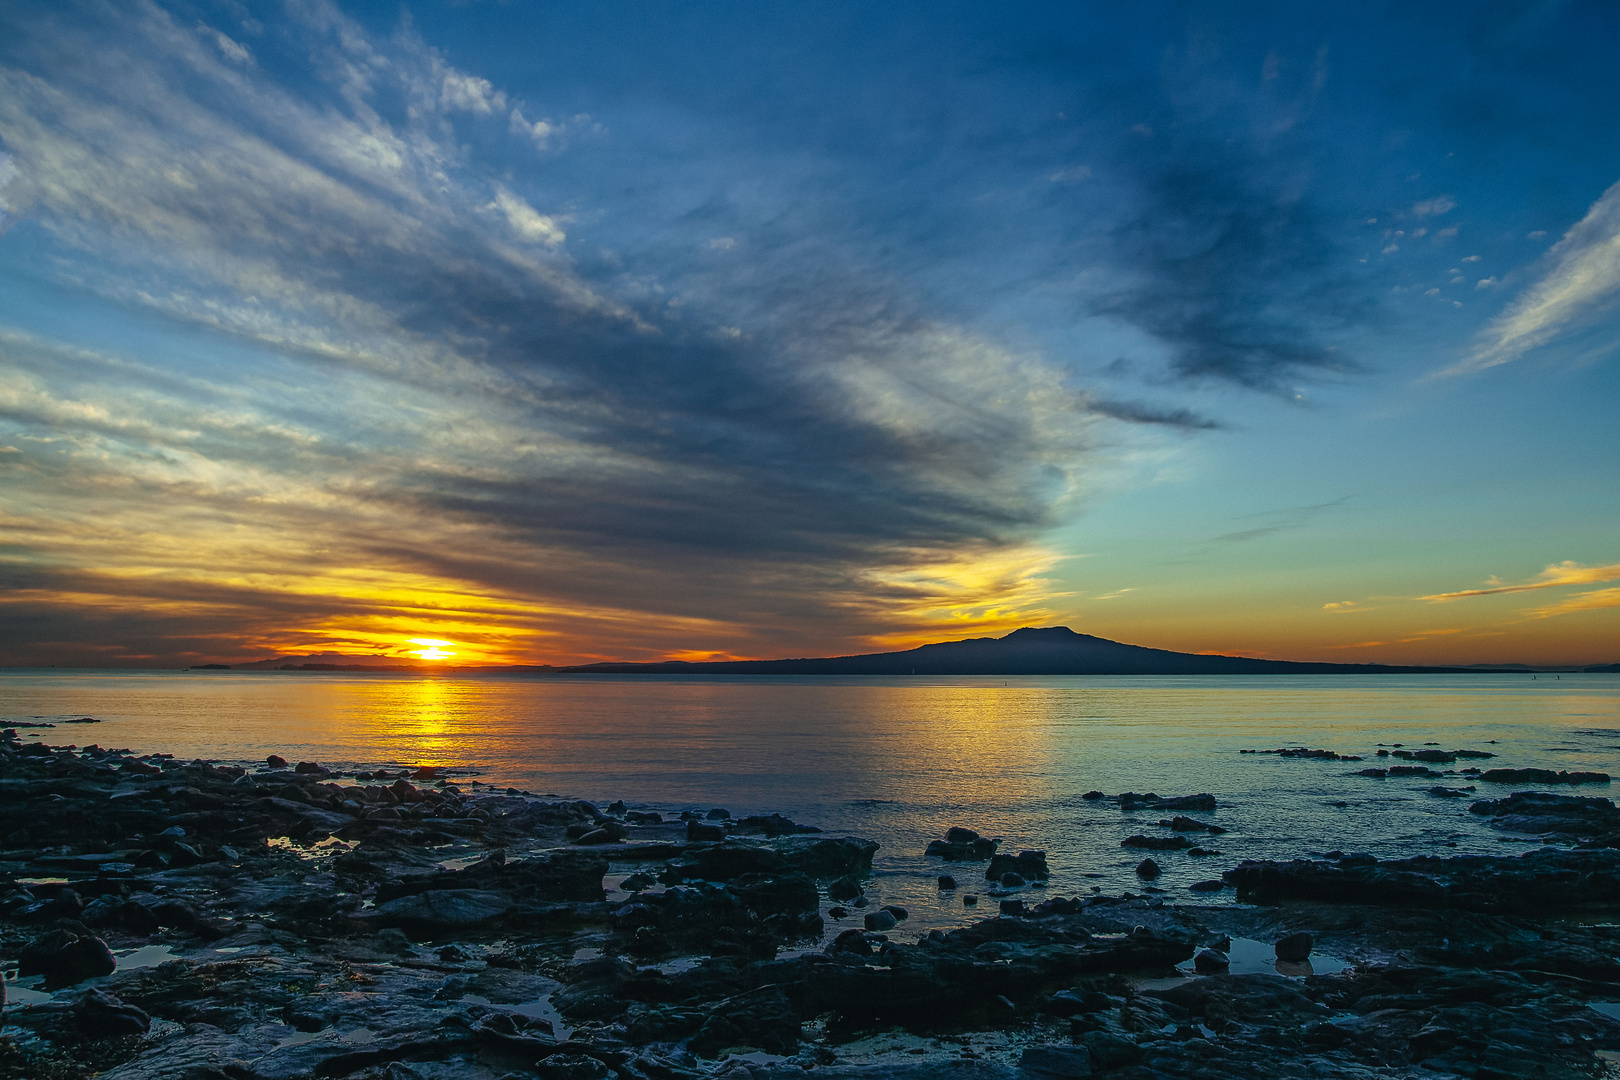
[0, 1, 1617, 667]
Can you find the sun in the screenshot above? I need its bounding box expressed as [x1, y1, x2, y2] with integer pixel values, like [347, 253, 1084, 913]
[407, 638, 458, 661]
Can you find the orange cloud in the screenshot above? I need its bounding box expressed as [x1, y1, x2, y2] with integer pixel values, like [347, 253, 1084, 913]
[1422, 560, 1620, 601]
[1525, 586, 1620, 619]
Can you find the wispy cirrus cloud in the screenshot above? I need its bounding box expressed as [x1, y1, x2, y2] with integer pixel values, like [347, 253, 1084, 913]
[1443, 177, 1620, 376]
[0, 0, 1108, 664]
[1422, 561, 1620, 602]
[1526, 587, 1620, 619]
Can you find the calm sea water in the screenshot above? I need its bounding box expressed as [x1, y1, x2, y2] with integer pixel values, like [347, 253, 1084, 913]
[3, 671, 1617, 935]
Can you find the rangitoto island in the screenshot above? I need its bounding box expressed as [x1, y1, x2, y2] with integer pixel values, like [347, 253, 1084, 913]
[7, 726, 1620, 1079]
[207, 627, 1614, 676]
[560, 626, 1516, 676]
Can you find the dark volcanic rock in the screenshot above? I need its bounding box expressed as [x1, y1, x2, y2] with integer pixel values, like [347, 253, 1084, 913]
[19, 928, 117, 989]
[1481, 767, 1611, 785]
[986, 849, 1049, 881]
[1162, 815, 1227, 833]
[732, 813, 822, 836]
[1119, 792, 1217, 811]
[1470, 791, 1620, 836]
[926, 826, 1000, 861]
[372, 888, 514, 932]
[1121, 834, 1193, 850]
[1225, 847, 1620, 912]
[1246, 747, 1363, 761]
[1274, 931, 1313, 962]
[77, 988, 151, 1037]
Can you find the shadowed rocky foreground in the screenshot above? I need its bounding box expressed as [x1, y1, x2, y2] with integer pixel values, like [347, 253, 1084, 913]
[6, 730, 1620, 1080]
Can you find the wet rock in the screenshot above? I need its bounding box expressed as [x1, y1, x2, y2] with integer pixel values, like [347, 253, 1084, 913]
[294, 760, 325, 774]
[266, 754, 288, 768]
[573, 822, 629, 845]
[1192, 948, 1229, 973]
[1074, 1030, 1141, 1069]
[19, 928, 116, 989]
[732, 872, 821, 917]
[372, 889, 514, 933]
[926, 827, 1000, 861]
[1482, 768, 1610, 784]
[1122, 793, 1216, 812]
[74, 987, 151, 1037]
[1225, 847, 1620, 912]
[706, 807, 731, 819]
[1136, 859, 1161, 879]
[535, 1053, 613, 1080]
[733, 813, 822, 836]
[985, 849, 1048, 881]
[1274, 932, 1313, 961]
[1470, 791, 1620, 837]
[1162, 815, 1227, 833]
[999, 898, 1026, 916]
[1188, 880, 1224, 892]
[1247, 747, 1363, 761]
[1019, 1045, 1095, 1078]
[828, 874, 864, 901]
[686, 820, 726, 842]
[829, 928, 874, 956]
[1038, 989, 1113, 1017]
[1393, 749, 1456, 763]
[864, 908, 898, 931]
[938, 874, 957, 889]
[1121, 835, 1192, 850]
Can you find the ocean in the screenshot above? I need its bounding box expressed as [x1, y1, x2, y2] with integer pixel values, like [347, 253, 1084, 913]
[3, 670, 1616, 937]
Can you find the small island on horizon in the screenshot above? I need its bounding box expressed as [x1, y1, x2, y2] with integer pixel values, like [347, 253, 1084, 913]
[206, 626, 1618, 676]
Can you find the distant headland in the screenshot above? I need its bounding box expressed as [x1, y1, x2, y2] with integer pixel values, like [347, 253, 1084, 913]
[204, 626, 1614, 675]
[557, 626, 1504, 676]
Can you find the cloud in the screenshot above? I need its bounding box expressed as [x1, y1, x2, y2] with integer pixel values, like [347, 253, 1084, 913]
[1422, 561, 1620, 601]
[1412, 195, 1456, 217]
[1210, 496, 1354, 543]
[1446, 177, 1620, 375]
[1526, 587, 1620, 619]
[1087, 133, 1362, 393]
[488, 185, 566, 246]
[1087, 399, 1221, 430]
[1048, 166, 1091, 183]
[0, 0, 1104, 663]
[509, 107, 557, 149]
[440, 70, 505, 115]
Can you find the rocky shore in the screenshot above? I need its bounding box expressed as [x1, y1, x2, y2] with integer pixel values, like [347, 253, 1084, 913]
[6, 731, 1620, 1079]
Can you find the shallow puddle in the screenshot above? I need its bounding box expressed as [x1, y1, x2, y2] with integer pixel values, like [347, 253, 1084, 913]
[3, 976, 53, 1005]
[115, 944, 180, 970]
[460, 993, 573, 1040]
[1217, 936, 1350, 976]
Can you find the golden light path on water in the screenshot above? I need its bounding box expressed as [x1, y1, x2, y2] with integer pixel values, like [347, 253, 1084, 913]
[4, 672, 1618, 935]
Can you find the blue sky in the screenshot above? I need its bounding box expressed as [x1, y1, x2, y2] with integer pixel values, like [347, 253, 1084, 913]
[0, 0, 1617, 665]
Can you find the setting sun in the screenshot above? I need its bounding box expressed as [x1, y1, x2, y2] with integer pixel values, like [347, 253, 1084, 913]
[407, 638, 458, 661]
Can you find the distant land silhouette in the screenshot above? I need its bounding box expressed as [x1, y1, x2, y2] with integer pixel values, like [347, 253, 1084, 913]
[560, 626, 1563, 676]
[204, 629, 1614, 675]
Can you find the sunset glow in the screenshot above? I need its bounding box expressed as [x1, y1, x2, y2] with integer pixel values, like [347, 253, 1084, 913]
[0, 2, 1615, 669]
[408, 639, 458, 662]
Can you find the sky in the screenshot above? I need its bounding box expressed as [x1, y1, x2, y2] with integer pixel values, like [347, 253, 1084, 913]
[0, 0, 1617, 668]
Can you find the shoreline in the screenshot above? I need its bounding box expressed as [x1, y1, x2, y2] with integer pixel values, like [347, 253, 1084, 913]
[4, 731, 1620, 1078]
